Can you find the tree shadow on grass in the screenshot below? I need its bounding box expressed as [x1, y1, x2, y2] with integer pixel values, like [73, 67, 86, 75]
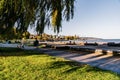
[49, 61, 83, 69]
[49, 60, 119, 75]
[49, 60, 100, 72]
[0, 47, 43, 56]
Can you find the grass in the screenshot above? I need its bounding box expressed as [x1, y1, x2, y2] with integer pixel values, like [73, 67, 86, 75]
[0, 48, 120, 80]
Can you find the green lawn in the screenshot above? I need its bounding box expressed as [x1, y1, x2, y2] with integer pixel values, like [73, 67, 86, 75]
[0, 48, 120, 80]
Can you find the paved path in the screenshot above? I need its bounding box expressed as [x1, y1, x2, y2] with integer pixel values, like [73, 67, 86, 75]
[35, 48, 120, 74]
[1, 44, 120, 74]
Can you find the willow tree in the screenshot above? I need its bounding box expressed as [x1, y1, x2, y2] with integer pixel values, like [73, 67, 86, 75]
[0, 0, 75, 35]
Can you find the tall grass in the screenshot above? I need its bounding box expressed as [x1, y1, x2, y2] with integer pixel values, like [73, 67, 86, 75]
[0, 48, 120, 80]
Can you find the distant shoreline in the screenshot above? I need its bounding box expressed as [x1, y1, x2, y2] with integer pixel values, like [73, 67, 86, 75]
[39, 39, 120, 46]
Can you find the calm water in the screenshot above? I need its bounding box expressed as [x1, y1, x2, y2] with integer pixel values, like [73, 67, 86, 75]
[78, 39, 120, 43]
[54, 39, 120, 44]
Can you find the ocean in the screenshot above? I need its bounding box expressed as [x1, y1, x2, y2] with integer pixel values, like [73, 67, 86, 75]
[73, 39, 120, 43]
[64, 39, 120, 43]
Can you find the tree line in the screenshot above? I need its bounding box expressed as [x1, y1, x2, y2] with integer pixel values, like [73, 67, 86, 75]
[30, 33, 79, 41]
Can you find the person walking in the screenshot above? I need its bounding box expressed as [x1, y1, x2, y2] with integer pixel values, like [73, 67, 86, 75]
[34, 38, 39, 48]
[21, 38, 25, 48]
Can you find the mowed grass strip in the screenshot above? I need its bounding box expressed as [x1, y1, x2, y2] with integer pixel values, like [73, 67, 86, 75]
[0, 48, 120, 80]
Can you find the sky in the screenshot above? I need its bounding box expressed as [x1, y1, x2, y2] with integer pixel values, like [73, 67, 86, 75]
[38, 0, 120, 39]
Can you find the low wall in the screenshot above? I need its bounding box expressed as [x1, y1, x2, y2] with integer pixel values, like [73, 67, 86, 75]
[0, 43, 19, 48]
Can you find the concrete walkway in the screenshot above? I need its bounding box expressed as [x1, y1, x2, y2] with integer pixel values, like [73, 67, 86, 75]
[1, 43, 120, 74]
[35, 48, 120, 74]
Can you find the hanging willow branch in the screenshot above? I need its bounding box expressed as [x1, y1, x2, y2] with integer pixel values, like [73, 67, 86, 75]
[0, 0, 75, 34]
